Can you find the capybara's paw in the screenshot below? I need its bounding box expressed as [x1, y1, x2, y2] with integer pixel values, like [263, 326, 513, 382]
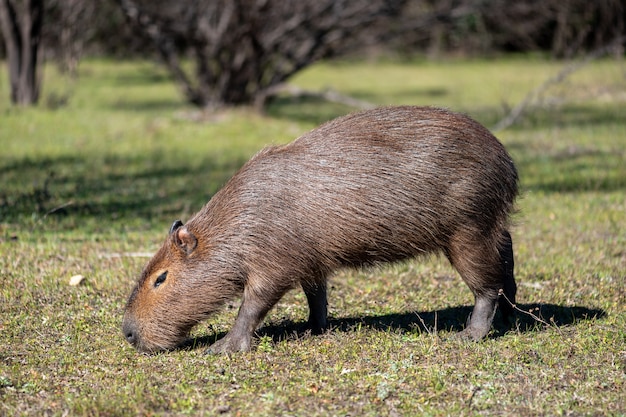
[454, 326, 490, 342]
[205, 335, 252, 354]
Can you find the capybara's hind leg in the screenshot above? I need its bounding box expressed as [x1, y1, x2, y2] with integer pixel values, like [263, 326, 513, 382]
[302, 280, 328, 334]
[498, 230, 517, 324]
[446, 231, 504, 340]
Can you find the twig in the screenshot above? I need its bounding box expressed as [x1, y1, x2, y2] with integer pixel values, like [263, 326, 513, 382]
[43, 201, 74, 218]
[318, 88, 377, 110]
[259, 83, 376, 110]
[465, 386, 481, 410]
[492, 35, 626, 131]
[415, 311, 439, 339]
[99, 252, 154, 259]
[498, 289, 564, 336]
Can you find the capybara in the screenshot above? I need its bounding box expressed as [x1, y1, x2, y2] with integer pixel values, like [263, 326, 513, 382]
[122, 106, 518, 354]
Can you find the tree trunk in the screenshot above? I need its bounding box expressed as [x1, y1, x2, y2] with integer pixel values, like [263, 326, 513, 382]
[0, 0, 44, 106]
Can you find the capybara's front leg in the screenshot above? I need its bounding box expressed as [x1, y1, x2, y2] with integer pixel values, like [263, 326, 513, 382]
[207, 282, 285, 354]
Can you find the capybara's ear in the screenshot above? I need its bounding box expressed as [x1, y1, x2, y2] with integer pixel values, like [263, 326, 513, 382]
[174, 226, 197, 255]
[170, 219, 184, 234]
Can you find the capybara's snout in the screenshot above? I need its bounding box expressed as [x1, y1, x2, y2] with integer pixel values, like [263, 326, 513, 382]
[122, 312, 159, 353]
[122, 316, 138, 347]
[122, 303, 191, 353]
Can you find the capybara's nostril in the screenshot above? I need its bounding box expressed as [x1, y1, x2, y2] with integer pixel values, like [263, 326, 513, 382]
[122, 320, 137, 346]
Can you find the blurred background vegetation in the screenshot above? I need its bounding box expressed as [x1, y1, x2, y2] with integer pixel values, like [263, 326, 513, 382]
[1, 0, 625, 108]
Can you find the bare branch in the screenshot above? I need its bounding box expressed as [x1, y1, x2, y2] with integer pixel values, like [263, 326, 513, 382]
[113, 0, 406, 108]
[498, 289, 564, 336]
[493, 35, 626, 131]
[257, 84, 375, 110]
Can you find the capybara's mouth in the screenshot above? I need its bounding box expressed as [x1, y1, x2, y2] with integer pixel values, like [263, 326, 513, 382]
[123, 320, 189, 354]
[132, 337, 183, 354]
[135, 330, 192, 354]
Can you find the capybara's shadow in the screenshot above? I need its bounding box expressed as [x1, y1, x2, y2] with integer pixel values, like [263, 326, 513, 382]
[183, 303, 606, 351]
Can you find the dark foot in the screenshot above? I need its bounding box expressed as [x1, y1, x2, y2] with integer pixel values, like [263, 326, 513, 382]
[303, 281, 328, 334]
[498, 230, 517, 325]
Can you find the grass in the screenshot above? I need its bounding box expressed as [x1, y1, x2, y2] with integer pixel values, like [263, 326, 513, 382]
[1, 55, 625, 416]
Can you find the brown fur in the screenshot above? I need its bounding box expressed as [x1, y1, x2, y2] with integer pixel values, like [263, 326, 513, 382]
[123, 106, 518, 353]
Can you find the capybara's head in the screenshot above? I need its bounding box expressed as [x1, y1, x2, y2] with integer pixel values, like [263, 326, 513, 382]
[122, 220, 234, 353]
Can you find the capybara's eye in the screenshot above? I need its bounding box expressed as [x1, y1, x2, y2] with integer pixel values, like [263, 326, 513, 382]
[154, 271, 167, 288]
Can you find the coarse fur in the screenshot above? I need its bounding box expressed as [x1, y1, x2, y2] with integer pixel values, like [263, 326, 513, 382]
[123, 106, 518, 354]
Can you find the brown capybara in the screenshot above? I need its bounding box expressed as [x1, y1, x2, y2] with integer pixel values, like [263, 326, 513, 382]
[122, 106, 518, 354]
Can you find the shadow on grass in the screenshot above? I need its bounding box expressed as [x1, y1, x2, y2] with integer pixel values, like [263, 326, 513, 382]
[507, 143, 626, 193]
[0, 152, 247, 228]
[265, 95, 356, 126]
[3, 98, 625, 229]
[264, 86, 448, 126]
[267, 91, 625, 131]
[183, 303, 606, 351]
[110, 98, 184, 112]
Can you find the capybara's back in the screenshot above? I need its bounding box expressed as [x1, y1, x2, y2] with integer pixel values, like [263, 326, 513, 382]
[123, 106, 518, 354]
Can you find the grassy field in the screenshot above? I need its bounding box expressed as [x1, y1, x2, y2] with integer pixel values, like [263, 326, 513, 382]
[1, 55, 625, 416]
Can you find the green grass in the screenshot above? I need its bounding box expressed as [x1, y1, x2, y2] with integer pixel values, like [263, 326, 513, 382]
[1, 55, 625, 416]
